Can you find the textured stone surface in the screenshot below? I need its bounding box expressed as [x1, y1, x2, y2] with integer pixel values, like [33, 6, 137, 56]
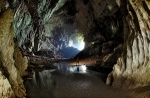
[14, 42, 28, 77]
[0, 71, 15, 98]
[13, 0, 123, 60]
[14, 0, 68, 53]
[106, 0, 150, 89]
[0, 3, 28, 97]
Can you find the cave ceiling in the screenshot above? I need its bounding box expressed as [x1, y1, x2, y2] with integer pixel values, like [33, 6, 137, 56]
[9, 0, 123, 59]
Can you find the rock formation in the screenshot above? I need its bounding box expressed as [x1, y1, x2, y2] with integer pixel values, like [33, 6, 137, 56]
[0, 1, 28, 97]
[106, 0, 150, 89]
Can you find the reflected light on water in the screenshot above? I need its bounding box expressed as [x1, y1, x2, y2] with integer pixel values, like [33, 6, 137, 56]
[80, 65, 86, 72]
[67, 65, 87, 73]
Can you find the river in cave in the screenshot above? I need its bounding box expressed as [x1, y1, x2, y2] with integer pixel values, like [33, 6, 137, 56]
[24, 62, 132, 98]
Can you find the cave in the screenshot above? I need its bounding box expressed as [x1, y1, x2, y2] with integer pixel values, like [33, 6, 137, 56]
[0, 0, 150, 98]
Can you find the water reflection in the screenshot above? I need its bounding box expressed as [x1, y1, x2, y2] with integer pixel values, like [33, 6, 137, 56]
[24, 63, 107, 98]
[25, 62, 134, 98]
[57, 62, 87, 73]
[24, 70, 56, 98]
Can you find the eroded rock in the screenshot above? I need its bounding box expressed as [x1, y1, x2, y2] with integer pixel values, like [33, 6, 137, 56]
[106, 0, 150, 89]
[0, 7, 28, 98]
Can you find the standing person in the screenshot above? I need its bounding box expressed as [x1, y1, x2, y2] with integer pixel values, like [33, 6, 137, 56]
[77, 66, 79, 72]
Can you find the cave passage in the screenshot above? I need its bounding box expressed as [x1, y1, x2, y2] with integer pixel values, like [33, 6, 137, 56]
[0, 0, 149, 97]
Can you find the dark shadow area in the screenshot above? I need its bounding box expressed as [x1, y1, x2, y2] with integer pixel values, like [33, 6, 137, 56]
[87, 65, 113, 74]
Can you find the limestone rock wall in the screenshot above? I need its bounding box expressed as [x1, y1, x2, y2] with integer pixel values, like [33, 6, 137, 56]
[12, 0, 123, 60]
[0, 71, 15, 98]
[14, 42, 28, 77]
[13, 0, 67, 52]
[106, 0, 150, 89]
[0, 3, 28, 98]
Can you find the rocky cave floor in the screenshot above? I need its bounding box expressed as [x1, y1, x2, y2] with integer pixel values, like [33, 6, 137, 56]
[24, 56, 150, 98]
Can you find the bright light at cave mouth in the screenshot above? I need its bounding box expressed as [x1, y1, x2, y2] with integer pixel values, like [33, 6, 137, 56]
[68, 39, 85, 51]
[77, 40, 85, 51]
